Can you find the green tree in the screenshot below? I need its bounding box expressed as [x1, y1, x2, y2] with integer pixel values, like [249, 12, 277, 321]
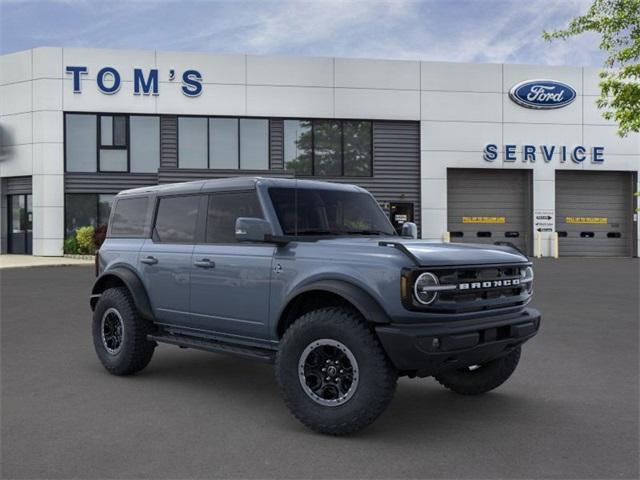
[543, 0, 640, 136]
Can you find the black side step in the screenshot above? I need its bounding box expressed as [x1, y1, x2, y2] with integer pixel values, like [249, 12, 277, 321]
[148, 333, 276, 363]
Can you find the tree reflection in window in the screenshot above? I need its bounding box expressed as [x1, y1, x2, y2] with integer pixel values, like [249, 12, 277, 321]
[284, 119, 371, 177]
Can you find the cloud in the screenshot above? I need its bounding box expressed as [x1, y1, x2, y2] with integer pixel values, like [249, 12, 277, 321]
[0, 0, 605, 66]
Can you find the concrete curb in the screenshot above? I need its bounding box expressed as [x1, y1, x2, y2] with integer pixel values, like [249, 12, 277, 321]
[0, 255, 93, 270]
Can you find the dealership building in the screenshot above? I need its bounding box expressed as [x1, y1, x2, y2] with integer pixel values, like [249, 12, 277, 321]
[0, 47, 638, 257]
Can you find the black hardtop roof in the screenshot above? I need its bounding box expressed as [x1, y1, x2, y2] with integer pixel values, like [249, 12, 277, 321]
[116, 177, 367, 197]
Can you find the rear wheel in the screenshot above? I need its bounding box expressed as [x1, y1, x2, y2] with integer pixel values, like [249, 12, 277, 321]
[276, 307, 397, 435]
[92, 287, 155, 375]
[434, 347, 521, 395]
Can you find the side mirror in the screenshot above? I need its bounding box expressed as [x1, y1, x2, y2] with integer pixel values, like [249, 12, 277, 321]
[400, 222, 418, 239]
[235, 217, 272, 243]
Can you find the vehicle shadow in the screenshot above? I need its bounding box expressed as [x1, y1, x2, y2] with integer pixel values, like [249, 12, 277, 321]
[113, 346, 548, 440]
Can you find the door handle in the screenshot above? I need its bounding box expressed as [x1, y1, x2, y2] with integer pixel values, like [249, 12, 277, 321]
[193, 258, 215, 268]
[140, 256, 158, 265]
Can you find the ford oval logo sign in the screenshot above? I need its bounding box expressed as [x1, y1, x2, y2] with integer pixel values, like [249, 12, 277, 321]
[509, 79, 577, 109]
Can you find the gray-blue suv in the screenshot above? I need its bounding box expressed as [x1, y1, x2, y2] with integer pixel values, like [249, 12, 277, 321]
[91, 177, 540, 435]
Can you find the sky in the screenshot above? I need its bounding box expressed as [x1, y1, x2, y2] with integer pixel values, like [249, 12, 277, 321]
[0, 0, 605, 66]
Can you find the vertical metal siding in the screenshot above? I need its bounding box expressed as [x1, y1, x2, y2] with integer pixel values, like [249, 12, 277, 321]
[556, 171, 633, 257]
[160, 115, 178, 169]
[269, 119, 284, 170]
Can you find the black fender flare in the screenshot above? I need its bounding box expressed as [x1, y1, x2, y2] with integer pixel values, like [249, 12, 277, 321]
[279, 279, 391, 328]
[90, 266, 154, 320]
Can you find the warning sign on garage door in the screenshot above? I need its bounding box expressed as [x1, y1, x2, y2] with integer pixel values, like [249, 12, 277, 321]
[565, 217, 608, 224]
[462, 216, 506, 224]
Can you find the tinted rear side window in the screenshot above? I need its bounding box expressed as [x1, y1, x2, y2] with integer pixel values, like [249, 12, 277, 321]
[110, 197, 149, 237]
[206, 191, 263, 243]
[154, 195, 200, 244]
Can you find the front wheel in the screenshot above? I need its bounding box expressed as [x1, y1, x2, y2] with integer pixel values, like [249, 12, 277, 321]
[434, 347, 521, 395]
[275, 307, 398, 436]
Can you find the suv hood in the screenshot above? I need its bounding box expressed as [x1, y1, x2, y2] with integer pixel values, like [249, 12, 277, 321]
[389, 239, 528, 266]
[313, 237, 528, 266]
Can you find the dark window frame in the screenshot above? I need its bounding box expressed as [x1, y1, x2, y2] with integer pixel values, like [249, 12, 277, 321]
[176, 116, 272, 171]
[284, 118, 373, 178]
[63, 111, 161, 174]
[98, 114, 129, 172]
[203, 189, 265, 245]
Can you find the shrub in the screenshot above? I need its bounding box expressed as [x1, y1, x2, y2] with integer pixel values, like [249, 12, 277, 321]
[63, 235, 79, 254]
[94, 224, 108, 250]
[75, 226, 96, 255]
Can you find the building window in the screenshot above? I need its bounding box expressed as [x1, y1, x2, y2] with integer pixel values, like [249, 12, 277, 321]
[314, 120, 342, 176]
[178, 117, 208, 168]
[209, 118, 238, 169]
[177, 116, 270, 171]
[343, 121, 372, 176]
[99, 115, 128, 172]
[240, 119, 269, 170]
[153, 195, 200, 243]
[65, 193, 115, 236]
[284, 120, 312, 175]
[284, 119, 372, 177]
[130, 116, 160, 173]
[65, 114, 97, 172]
[65, 113, 159, 173]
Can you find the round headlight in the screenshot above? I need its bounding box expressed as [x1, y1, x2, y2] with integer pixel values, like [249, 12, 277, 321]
[414, 272, 440, 305]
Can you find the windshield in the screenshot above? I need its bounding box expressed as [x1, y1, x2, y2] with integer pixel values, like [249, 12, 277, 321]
[269, 187, 397, 237]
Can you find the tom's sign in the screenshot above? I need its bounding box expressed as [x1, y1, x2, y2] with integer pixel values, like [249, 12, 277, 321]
[509, 79, 576, 109]
[65, 66, 203, 97]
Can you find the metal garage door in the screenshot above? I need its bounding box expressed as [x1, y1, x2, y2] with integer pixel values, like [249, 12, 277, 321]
[447, 169, 532, 254]
[556, 171, 634, 256]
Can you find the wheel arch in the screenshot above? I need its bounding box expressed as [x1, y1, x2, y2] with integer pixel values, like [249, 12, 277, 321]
[276, 279, 391, 338]
[90, 266, 154, 320]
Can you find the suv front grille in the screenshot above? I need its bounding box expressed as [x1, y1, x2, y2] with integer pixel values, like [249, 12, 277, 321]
[426, 264, 531, 314]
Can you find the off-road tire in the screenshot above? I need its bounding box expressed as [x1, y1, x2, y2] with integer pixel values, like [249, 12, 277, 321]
[276, 307, 398, 435]
[434, 347, 521, 395]
[92, 287, 155, 375]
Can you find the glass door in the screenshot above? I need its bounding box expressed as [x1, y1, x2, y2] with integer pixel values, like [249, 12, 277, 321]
[8, 194, 32, 254]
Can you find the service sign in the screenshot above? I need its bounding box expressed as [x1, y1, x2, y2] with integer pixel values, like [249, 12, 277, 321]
[509, 79, 577, 109]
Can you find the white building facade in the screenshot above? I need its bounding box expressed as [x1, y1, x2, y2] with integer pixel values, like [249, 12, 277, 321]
[1, 47, 638, 257]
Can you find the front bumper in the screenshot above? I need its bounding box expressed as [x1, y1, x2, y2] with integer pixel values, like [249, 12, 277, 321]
[375, 308, 541, 376]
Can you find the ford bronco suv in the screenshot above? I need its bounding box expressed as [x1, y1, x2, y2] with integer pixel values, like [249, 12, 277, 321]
[91, 177, 540, 435]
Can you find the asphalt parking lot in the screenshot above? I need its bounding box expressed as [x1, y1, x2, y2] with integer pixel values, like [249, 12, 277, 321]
[1, 259, 638, 479]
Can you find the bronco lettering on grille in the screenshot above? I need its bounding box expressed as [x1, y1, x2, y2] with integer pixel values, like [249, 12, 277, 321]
[458, 278, 521, 290]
